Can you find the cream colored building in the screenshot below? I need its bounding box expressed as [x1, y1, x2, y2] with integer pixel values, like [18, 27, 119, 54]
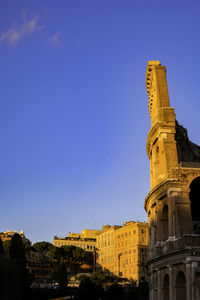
[0, 230, 31, 245]
[114, 221, 148, 282]
[53, 229, 100, 251]
[96, 225, 121, 273]
[96, 222, 149, 282]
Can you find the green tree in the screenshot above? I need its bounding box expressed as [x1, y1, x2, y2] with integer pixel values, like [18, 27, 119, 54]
[0, 237, 5, 256]
[32, 241, 53, 253]
[52, 258, 68, 290]
[10, 234, 26, 268]
[0, 256, 22, 300]
[48, 245, 65, 261]
[9, 234, 30, 299]
[2, 240, 11, 256]
[90, 269, 118, 284]
[57, 260, 68, 289]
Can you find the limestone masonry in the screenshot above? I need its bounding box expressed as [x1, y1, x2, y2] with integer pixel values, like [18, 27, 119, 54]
[145, 61, 200, 300]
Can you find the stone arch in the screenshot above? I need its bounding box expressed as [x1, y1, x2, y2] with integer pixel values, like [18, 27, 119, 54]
[189, 177, 200, 232]
[175, 271, 186, 300]
[161, 204, 168, 241]
[163, 273, 169, 300]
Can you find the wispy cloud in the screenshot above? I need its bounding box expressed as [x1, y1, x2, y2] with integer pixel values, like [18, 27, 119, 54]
[48, 32, 62, 46]
[0, 11, 43, 46]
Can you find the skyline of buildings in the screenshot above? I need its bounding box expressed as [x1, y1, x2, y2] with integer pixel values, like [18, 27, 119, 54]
[1, 219, 149, 282]
[52, 220, 149, 282]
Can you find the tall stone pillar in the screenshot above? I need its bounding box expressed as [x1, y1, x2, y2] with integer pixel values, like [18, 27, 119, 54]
[186, 261, 192, 300]
[191, 261, 198, 300]
[172, 196, 176, 237]
[150, 270, 154, 300]
[157, 203, 161, 243]
[157, 269, 162, 300]
[169, 265, 174, 300]
[168, 198, 173, 239]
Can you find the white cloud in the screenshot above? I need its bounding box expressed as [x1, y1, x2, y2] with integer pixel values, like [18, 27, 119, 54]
[48, 32, 62, 46]
[0, 12, 43, 46]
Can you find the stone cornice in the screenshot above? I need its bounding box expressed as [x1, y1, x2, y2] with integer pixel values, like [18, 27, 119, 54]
[144, 179, 178, 211]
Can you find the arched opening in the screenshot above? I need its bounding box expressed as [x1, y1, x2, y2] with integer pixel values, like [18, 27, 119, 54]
[163, 274, 169, 300]
[189, 177, 200, 233]
[161, 205, 168, 241]
[175, 271, 186, 300]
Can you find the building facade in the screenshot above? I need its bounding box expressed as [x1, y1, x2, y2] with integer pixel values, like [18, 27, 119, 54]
[96, 225, 121, 274]
[145, 61, 200, 300]
[53, 229, 99, 252]
[96, 222, 148, 282]
[0, 230, 31, 246]
[114, 221, 148, 282]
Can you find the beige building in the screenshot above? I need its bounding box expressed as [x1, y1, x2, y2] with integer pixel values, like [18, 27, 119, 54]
[96, 222, 148, 282]
[145, 61, 200, 300]
[114, 221, 148, 282]
[96, 225, 121, 273]
[53, 229, 100, 251]
[0, 230, 31, 246]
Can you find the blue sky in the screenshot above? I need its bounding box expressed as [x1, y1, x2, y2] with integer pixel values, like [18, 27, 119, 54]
[1, 0, 200, 243]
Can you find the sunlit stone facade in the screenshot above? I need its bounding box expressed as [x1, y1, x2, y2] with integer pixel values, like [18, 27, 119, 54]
[96, 221, 149, 282]
[53, 229, 100, 251]
[96, 225, 121, 274]
[145, 61, 200, 300]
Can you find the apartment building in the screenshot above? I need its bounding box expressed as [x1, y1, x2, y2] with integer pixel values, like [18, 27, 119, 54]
[96, 225, 121, 273]
[53, 229, 100, 251]
[114, 221, 148, 282]
[97, 221, 149, 282]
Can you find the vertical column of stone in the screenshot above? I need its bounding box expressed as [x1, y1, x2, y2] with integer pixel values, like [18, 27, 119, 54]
[169, 265, 174, 300]
[149, 211, 156, 258]
[191, 261, 198, 300]
[151, 224, 156, 255]
[168, 196, 174, 239]
[172, 196, 176, 238]
[186, 261, 192, 300]
[149, 267, 154, 300]
[157, 269, 162, 300]
[153, 206, 158, 256]
[157, 203, 161, 243]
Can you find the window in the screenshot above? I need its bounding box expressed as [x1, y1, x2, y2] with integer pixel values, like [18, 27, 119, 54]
[189, 177, 200, 232]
